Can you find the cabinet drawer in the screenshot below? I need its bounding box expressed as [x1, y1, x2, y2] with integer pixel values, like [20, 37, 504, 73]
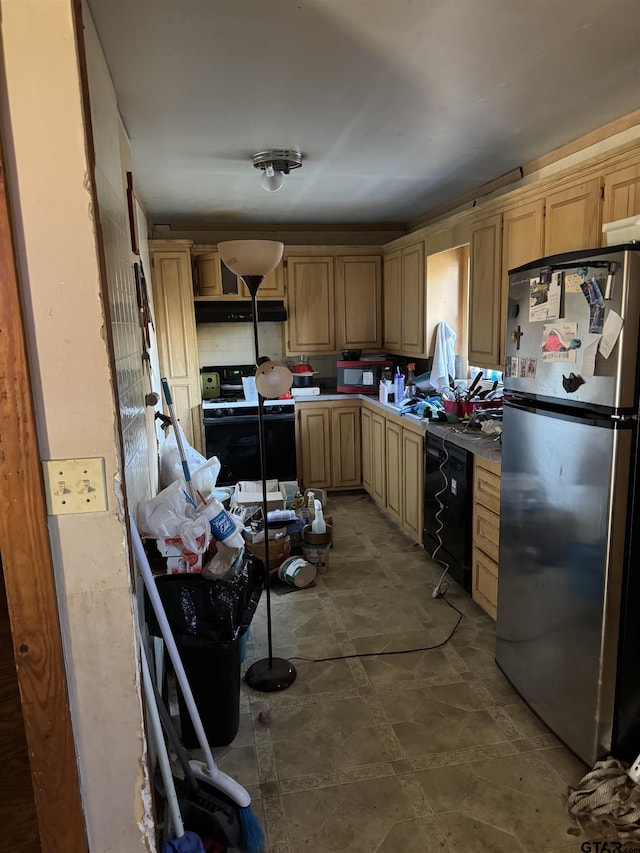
[474, 503, 500, 563]
[474, 464, 501, 514]
[472, 546, 498, 620]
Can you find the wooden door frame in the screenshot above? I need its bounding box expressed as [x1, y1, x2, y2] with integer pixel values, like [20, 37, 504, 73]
[0, 139, 87, 848]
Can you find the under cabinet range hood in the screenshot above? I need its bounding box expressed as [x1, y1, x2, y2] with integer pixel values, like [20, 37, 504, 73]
[194, 299, 287, 324]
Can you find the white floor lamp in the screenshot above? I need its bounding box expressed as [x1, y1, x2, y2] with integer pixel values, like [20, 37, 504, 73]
[217, 240, 297, 692]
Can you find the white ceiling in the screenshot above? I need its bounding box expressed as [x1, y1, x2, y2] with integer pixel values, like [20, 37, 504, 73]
[86, 0, 640, 229]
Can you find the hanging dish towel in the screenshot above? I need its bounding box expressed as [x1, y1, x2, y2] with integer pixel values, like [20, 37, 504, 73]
[431, 321, 457, 392]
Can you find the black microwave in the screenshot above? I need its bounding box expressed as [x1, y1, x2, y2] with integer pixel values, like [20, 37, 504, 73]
[336, 360, 393, 393]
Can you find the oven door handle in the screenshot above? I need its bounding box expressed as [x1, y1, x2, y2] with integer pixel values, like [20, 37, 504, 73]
[204, 414, 295, 425]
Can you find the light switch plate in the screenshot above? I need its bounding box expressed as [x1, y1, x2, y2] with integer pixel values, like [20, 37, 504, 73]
[42, 458, 108, 515]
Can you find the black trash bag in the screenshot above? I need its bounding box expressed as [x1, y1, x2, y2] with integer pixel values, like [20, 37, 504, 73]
[147, 550, 264, 646]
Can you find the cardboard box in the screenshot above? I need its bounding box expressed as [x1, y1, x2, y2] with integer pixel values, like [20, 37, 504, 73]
[156, 537, 204, 574]
[232, 480, 287, 512]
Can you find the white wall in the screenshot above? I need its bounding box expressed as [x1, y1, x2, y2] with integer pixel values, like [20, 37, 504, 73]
[0, 1, 151, 850]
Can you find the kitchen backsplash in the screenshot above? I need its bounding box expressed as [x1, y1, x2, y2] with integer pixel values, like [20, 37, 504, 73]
[196, 324, 436, 383]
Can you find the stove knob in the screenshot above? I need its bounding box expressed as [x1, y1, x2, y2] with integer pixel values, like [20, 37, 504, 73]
[271, 405, 282, 414]
[213, 408, 225, 419]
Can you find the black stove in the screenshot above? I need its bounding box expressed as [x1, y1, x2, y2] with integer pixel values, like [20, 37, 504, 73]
[201, 364, 296, 484]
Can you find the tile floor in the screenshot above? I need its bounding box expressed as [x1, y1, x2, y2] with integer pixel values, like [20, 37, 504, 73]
[197, 492, 594, 852]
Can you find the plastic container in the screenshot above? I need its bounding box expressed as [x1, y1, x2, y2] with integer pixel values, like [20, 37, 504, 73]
[278, 557, 317, 588]
[394, 368, 405, 404]
[199, 498, 244, 548]
[302, 524, 332, 574]
[379, 380, 389, 403]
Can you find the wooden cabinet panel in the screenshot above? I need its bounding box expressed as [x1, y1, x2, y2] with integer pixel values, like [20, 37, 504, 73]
[402, 428, 424, 542]
[371, 412, 386, 505]
[195, 249, 284, 300]
[331, 405, 361, 488]
[297, 406, 332, 489]
[401, 242, 425, 355]
[469, 214, 502, 368]
[383, 250, 402, 350]
[474, 503, 500, 565]
[544, 178, 601, 255]
[472, 456, 501, 620]
[286, 257, 335, 352]
[385, 420, 402, 524]
[150, 246, 203, 453]
[603, 163, 640, 224]
[472, 547, 498, 621]
[336, 256, 382, 349]
[474, 464, 501, 514]
[361, 406, 372, 493]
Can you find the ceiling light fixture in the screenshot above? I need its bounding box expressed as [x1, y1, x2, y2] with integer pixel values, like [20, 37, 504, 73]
[252, 149, 302, 193]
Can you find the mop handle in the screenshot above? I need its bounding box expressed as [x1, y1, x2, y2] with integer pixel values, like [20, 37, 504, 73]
[161, 377, 197, 503]
[129, 515, 251, 809]
[139, 635, 185, 838]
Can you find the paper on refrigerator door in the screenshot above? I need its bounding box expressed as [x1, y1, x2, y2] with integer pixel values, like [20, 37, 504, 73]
[598, 310, 623, 359]
[529, 272, 562, 322]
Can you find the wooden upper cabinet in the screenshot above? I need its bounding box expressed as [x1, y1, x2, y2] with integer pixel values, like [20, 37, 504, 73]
[602, 162, 640, 224]
[401, 242, 426, 355]
[149, 244, 203, 453]
[239, 264, 284, 299]
[469, 213, 503, 369]
[195, 249, 284, 299]
[383, 241, 425, 355]
[501, 200, 545, 361]
[544, 178, 601, 255]
[383, 250, 402, 350]
[286, 256, 335, 353]
[336, 255, 382, 349]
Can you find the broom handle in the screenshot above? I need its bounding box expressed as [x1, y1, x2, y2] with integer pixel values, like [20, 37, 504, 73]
[140, 635, 185, 838]
[130, 514, 251, 808]
[161, 377, 197, 505]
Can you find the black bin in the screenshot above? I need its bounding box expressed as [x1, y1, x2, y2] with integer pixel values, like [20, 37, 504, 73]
[147, 552, 264, 748]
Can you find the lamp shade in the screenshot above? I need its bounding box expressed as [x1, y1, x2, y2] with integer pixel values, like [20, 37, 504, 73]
[255, 361, 293, 398]
[218, 240, 284, 277]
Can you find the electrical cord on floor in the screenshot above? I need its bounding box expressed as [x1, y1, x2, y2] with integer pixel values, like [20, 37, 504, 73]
[430, 428, 456, 598]
[289, 593, 463, 663]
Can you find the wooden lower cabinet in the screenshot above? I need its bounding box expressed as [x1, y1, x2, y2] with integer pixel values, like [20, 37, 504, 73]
[472, 456, 501, 620]
[361, 402, 423, 543]
[296, 400, 360, 490]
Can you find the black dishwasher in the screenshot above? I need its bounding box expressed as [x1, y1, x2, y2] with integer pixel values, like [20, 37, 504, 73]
[423, 432, 472, 591]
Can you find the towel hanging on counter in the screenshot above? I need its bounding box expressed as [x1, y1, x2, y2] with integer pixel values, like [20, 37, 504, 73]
[431, 321, 457, 391]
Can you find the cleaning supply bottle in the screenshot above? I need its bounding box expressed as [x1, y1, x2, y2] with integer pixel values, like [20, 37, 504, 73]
[394, 367, 405, 405]
[406, 363, 416, 398]
[311, 500, 326, 534]
[306, 490, 316, 521]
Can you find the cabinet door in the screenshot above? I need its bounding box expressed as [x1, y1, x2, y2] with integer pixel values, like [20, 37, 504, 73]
[401, 242, 425, 355]
[469, 214, 503, 369]
[472, 547, 498, 621]
[603, 163, 640, 224]
[150, 248, 203, 453]
[361, 406, 373, 494]
[544, 178, 601, 255]
[383, 250, 402, 351]
[371, 412, 386, 505]
[335, 255, 382, 349]
[385, 420, 402, 524]
[402, 428, 424, 543]
[286, 257, 335, 353]
[501, 200, 545, 366]
[331, 404, 361, 488]
[296, 406, 332, 489]
[239, 263, 285, 299]
[194, 251, 222, 297]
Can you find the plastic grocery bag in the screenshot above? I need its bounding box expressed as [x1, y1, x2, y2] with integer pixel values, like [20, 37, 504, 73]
[137, 479, 213, 554]
[159, 423, 221, 497]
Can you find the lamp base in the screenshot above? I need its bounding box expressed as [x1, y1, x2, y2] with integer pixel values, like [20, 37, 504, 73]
[245, 657, 297, 692]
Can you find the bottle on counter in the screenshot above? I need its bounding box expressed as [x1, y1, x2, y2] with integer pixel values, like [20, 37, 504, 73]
[394, 367, 405, 405]
[406, 363, 416, 398]
[379, 379, 389, 403]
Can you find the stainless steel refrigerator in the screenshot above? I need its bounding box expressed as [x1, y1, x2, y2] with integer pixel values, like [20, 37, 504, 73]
[497, 243, 640, 766]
